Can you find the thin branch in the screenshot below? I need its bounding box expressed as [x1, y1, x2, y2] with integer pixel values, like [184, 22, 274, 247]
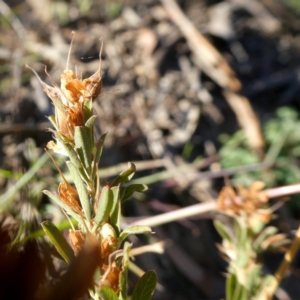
[128, 183, 300, 227]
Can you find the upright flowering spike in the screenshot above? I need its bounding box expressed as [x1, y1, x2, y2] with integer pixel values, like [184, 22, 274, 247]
[32, 32, 155, 299]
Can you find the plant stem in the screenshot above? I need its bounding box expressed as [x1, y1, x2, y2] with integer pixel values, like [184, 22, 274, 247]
[267, 225, 300, 299]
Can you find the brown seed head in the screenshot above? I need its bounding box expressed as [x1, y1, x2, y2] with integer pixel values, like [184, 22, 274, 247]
[27, 33, 102, 141]
[99, 223, 118, 261]
[101, 264, 121, 293]
[58, 182, 83, 216]
[217, 181, 271, 229]
[69, 230, 85, 255]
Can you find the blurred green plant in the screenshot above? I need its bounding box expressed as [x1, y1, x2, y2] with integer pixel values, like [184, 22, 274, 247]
[0, 139, 49, 211]
[215, 183, 290, 300]
[50, 0, 93, 25]
[105, 1, 122, 19]
[284, 0, 300, 14]
[219, 107, 300, 191]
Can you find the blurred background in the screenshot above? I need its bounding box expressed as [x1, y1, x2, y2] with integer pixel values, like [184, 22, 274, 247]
[2, 0, 300, 299]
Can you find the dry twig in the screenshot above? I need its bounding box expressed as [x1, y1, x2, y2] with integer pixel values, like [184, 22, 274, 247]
[160, 0, 265, 150]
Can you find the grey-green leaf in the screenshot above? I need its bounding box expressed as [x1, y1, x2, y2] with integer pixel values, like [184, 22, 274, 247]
[83, 99, 93, 122]
[98, 285, 119, 300]
[85, 114, 97, 147]
[112, 162, 136, 186]
[74, 126, 92, 174]
[119, 242, 131, 300]
[66, 161, 91, 221]
[131, 270, 157, 300]
[226, 273, 237, 300]
[94, 133, 107, 165]
[85, 115, 97, 128]
[253, 226, 278, 251]
[94, 185, 113, 227]
[214, 220, 233, 243]
[48, 115, 58, 130]
[110, 201, 121, 236]
[92, 133, 107, 180]
[120, 184, 148, 202]
[56, 138, 82, 169]
[110, 186, 121, 234]
[41, 221, 75, 263]
[119, 226, 152, 245]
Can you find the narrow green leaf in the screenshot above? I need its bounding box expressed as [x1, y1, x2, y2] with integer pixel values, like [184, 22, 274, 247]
[95, 133, 107, 163]
[56, 138, 82, 169]
[245, 265, 261, 292]
[43, 190, 82, 223]
[74, 126, 92, 174]
[120, 184, 148, 202]
[226, 273, 237, 300]
[253, 226, 278, 251]
[131, 270, 157, 300]
[112, 162, 136, 186]
[0, 153, 49, 210]
[93, 133, 107, 176]
[110, 201, 121, 236]
[85, 115, 97, 149]
[235, 218, 248, 248]
[20, 218, 78, 244]
[110, 186, 121, 234]
[119, 242, 131, 300]
[66, 161, 91, 221]
[214, 220, 233, 243]
[236, 244, 251, 268]
[41, 221, 75, 263]
[51, 130, 71, 143]
[235, 285, 248, 300]
[52, 95, 67, 113]
[98, 285, 118, 300]
[83, 99, 93, 122]
[48, 115, 58, 130]
[119, 226, 152, 245]
[110, 186, 121, 236]
[251, 219, 265, 235]
[111, 186, 120, 217]
[94, 185, 113, 227]
[85, 115, 97, 128]
[92, 133, 107, 180]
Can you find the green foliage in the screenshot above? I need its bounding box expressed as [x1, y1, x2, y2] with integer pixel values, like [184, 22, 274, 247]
[219, 107, 300, 191]
[105, 2, 122, 19]
[0, 140, 50, 211]
[285, 0, 300, 14]
[216, 217, 278, 300]
[41, 221, 75, 263]
[94, 185, 114, 228]
[131, 271, 157, 300]
[98, 286, 119, 300]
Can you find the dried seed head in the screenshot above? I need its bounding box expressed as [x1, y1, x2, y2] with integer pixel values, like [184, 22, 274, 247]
[60, 66, 102, 103]
[101, 264, 121, 293]
[27, 32, 103, 142]
[100, 223, 118, 260]
[217, 181, 271, 230]
[60, 35, 103, 104]
[69, 230, 85, 255]
[45, 149, 83, 215]
[58, 182, 83, 216]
